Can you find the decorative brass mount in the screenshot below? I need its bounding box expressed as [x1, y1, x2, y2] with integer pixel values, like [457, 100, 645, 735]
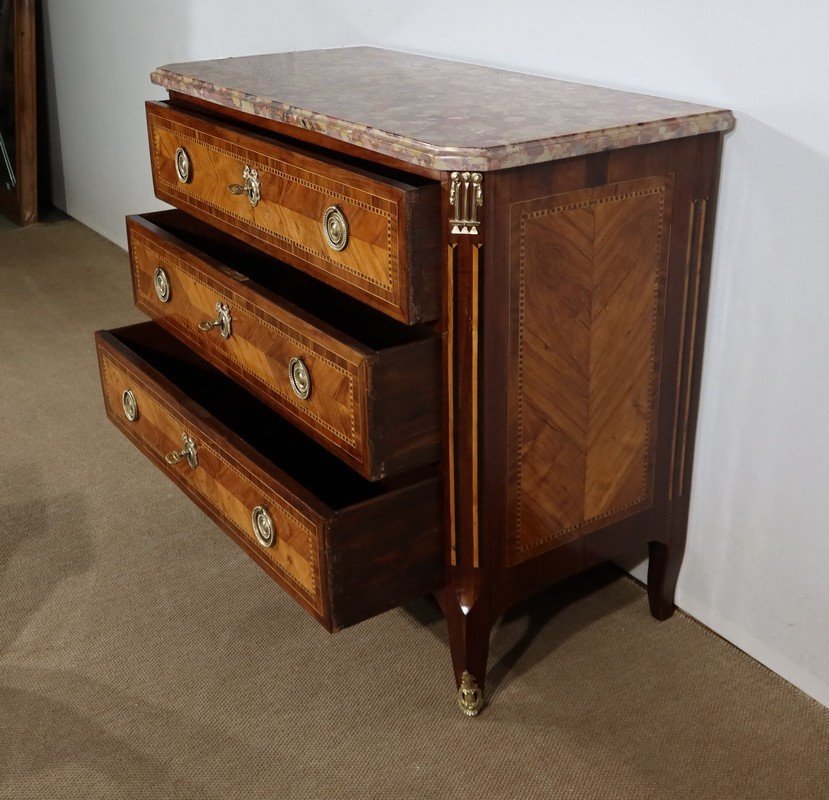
[288, 356, 312, 400]
[198, 301, 233, 340]
[251, 505, 275, 547]
[449, 171, 483, 235]
[228, 164, 261, 208]
[457, 670, 484, 716]
[164, 432, 199, 470]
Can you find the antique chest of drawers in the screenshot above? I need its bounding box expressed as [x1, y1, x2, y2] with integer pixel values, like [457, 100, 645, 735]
[96, 47, 733, 715]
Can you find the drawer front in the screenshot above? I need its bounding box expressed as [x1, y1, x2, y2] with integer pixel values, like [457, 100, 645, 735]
[98, 337, 326, 619]
[146, 102, 440, 324]
[95, 323, 444, 631]
[128, 216, 367, 470]
[126, 213, 442, 480]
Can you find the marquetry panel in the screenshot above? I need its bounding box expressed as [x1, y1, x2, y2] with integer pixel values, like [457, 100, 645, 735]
[128, 224, 366, 465]
[98, 350, 324, 613]
[508, 176, 670, 563]
[146, 103, 440, 323]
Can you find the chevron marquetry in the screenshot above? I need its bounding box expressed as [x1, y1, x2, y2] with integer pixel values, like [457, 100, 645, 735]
[129, 222, 364, 455]
[93, 50, 731, 706]
[512, 178, 668, 563]
[146, 102, 441, 323]
[127, 213, 441, 480]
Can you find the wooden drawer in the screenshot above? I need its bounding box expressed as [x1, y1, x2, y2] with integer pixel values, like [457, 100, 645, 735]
[126, 211, 441, 481]
[95, 322, 443, 630]
[146, 101, 440, 324]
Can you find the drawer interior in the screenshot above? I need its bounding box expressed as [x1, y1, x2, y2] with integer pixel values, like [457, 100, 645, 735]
[110, 322, 415, 510]
[140, 210, 433, 350]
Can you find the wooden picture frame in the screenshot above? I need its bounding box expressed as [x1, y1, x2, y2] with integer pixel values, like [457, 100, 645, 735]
[0, 0, 37, 225]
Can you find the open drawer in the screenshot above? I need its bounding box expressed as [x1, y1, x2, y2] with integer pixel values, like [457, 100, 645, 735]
[126, 210, 441, 481]
[95, 322, 444, 631]
[146, 101, 441, 323]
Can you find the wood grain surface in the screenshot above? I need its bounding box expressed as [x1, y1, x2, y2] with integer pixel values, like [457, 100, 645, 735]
[127, 212, 441, 479]
[146, 101, 441, 323]
[97, 333, 326, 617]
[95, 323, 444, 630]
[0, 0, 38, 225]
[509, 177, 670, 563]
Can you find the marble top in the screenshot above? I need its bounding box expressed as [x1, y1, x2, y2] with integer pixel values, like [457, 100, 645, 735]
[152, 47, 734, 172]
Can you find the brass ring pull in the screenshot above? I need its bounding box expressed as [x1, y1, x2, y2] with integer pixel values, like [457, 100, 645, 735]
[121, 389, 138, 422]
[322, 205, 349, 251]
[165, 432, 199, 469]
[288, 356, 311, 400]
[154, 267, 171, 303]
[228, 165, 260, 208]
[198, 302, 232, 340]
[174, 147, 191, 184]
[251, 505, 275, 548]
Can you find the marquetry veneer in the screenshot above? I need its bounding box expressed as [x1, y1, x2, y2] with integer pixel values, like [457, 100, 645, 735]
[97, 47, 733, 715]
[146, 101, 440, 324]
[126, 211, 441, 480]
[96, 323, 443, 629]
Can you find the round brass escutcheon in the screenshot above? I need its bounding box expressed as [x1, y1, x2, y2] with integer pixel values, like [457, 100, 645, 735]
[154, 267, 171, 303]
[288, 356, 311, 400]
[251, 505, 275, 548]
[121, 389, 138, 422]
[174, 147, 191, 184]
[322, 205, 349, 251]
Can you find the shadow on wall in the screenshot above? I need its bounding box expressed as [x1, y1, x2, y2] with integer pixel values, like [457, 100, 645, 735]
[679, 113, 829, 702]
[39, 3, 64, 210]
[610, 114, 829, 705]
[39, 0, 195, 242]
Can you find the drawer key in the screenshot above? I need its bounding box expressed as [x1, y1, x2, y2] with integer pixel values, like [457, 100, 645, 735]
[198, 302, 232, 340]
[228, 165, 261, 208]
[164, 432, 199, 469]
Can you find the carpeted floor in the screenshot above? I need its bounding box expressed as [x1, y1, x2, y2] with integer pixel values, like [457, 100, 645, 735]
[1, 218, 827, 800]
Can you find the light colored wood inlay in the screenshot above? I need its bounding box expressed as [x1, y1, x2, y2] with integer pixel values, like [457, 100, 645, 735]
[100, 353, 322, 610]
[130, 229, 364, 460]
[511, 177, 669, 562]
[676, 197, 707, 498]
[447, 243, 457, 566]
[149, 111, 398, 300]
[471, 243, 480, 568]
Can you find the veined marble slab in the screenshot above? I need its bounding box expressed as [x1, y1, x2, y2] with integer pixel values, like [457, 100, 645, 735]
[152, 47, 734, 172]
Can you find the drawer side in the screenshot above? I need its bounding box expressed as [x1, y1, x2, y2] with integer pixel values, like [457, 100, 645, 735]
[326, 476, 444, 630]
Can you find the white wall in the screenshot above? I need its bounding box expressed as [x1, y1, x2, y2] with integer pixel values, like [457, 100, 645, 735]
[44, 0, 829, 707]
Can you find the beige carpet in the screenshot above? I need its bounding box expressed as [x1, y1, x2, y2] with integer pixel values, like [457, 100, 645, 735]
[1, 219, 827, 800]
